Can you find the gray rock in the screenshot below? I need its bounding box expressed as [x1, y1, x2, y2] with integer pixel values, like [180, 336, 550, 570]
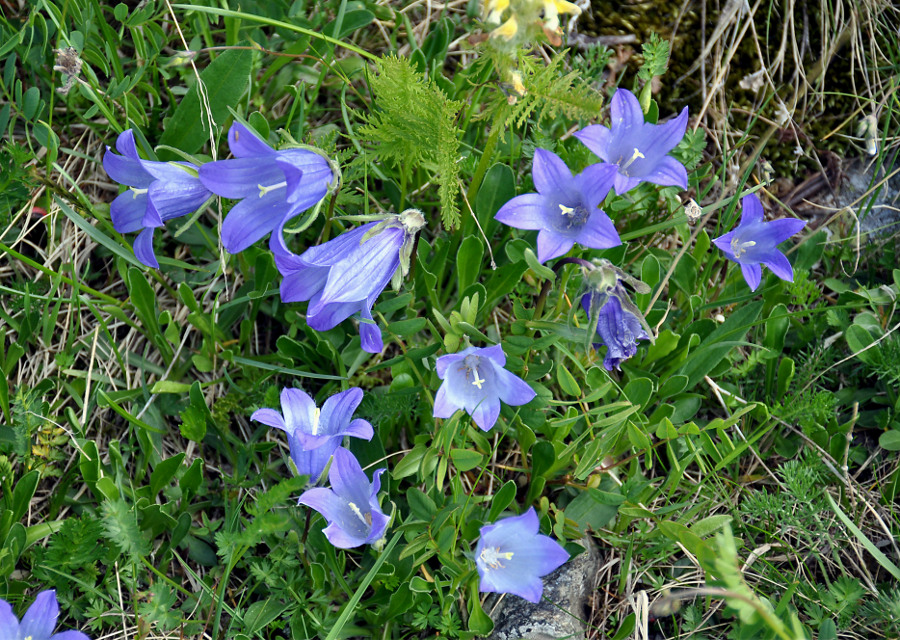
[483, 537, 600, 640]
[838, 155, 900, 237]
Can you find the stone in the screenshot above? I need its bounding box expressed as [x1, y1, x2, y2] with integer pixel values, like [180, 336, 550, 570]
[483, 536, 601, 640]
[838, 156, 900, 238]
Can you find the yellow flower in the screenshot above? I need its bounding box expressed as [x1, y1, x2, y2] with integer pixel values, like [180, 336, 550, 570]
[491, 14, 518, 40]
[542, 0, 581, 32]
[483, 0, 510, 24]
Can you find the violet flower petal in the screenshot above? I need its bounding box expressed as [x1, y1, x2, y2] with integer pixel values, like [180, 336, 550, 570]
[20, 589, 59, 640]
[536, 232, 575, 263]
[532, 148, 574, 195]
[132, 228, 159, 268]
[494, 193, 548, 230]
[110, 192, 149, 233]
[0, 600, 18, 640]
[741, 263, 763, 291]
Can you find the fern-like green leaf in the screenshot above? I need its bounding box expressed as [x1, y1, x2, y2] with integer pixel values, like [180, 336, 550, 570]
[357, 55, 463, 229]
[101, 499, 151, 559]
[505, 53, 606, 129]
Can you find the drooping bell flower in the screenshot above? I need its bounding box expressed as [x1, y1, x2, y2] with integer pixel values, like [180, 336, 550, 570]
[103, 129, 212, 268]
[495, 148, 620, 263]
[580, 259, 654, 371]
[712, 193, 806, 291]
[252, 387, 374, 485]
[198, 122, 335, 253]
[0, 589, 90, 640]
[298, 447, 389, 549]
[475, 507, 569, 603]
[272, 208, 425, 354]
[575, 88, 689, 194]
[433, 344, 535, 431]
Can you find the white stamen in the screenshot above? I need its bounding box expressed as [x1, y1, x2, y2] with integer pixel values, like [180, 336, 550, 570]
[311, 407, 321, 436]
[257, 180, 287, 198]
[619, 147, 645, 171]
[731, 238, 757, 258]
[347, 501, 369, 526]
[479, 546, 514, 569]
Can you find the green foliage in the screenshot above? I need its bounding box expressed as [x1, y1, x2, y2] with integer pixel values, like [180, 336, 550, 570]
[101, 499, 151, 559]
[638, 32, 671, 81]
[357, 55, 463, 229]
[3, 3, 898, 639]
[505, 52, 606, 128]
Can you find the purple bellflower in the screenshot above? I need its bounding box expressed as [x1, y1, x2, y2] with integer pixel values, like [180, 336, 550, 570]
[475, 507, 569, 603]
[574, 88, 689, 194]
[580, 259, 653, 371]
[103, 129, 212, 268]
[433, 345, 536, 432]
[0, 589, 90, 640]
[298, 446, 389, 549]
[251, 387, 373, 485]
[495, 149, 620, 263]
[712, 193, 806, 291]
[198, 122, 335, 253]
[273, 208, 425, 354]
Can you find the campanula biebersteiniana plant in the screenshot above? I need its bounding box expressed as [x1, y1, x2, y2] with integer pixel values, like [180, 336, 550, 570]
[433, 344, 535, 431]
[252, 387, 374, 485]
[712, 193, 806, 291]
[575, 88, 689, 194]
[475, 507, 569, 603]
[198, 121, 335, 253]
[272, 209, 425, 353]
[298, 447, 389, 549]
[103, 129, 211, 268]
[495, 148, 620, 263]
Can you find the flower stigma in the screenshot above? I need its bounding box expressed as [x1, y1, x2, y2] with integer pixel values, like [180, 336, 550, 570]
[619, 148, 645, 173]
[130, 187, 148, 198]
[311, 407, 321, 436]
[347, 501, 372, 526]
[459, 354, 487, 389]
[257, 180, 287, 198]
[480, 546, 514, 569]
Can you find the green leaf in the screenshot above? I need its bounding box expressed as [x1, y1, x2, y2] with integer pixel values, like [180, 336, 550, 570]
[150, 453, 185, 497]
[407, 488, 437, 520]
[101, 499, 151, 559]
[825, 493, 900, 581]
[475, 163, 515, 231]
[523, 248, 555, 280]
[557, 363, 581, 396]
[456, 236, 483, 294]
[159, 48, 253, 155]
[449, 448, 483, 472]
[487, 481, 518, 522]
[623, 377, 653, 408]
[678, 301, 763, 389]
[879, 430, 900, 451]
[564, 488, 622, 532]
[150, 380, 191, 394]
[11, 470, 40, 522]
[322, 9, 374, 40]
[658, 374, 688, 398]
